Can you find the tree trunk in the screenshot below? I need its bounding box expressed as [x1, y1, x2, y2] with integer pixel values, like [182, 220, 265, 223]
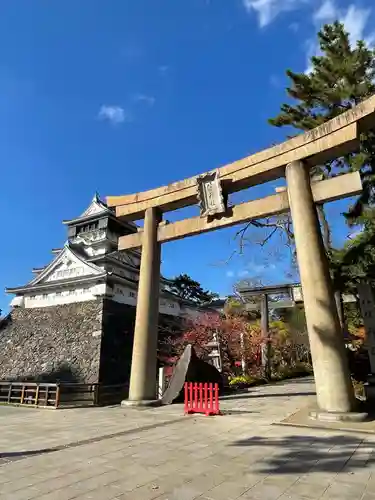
[240, 331, 246, 375]
[261, 294, 271, 380]
[316, 204, 332, 251]
[334, 289, 345, 331]
[316, 203, 346, 332]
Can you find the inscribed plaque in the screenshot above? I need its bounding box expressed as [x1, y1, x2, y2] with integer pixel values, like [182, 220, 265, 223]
[196, 170, 226, 217]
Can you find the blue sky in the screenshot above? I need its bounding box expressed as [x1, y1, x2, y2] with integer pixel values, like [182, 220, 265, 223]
[1, 0, 374, 313]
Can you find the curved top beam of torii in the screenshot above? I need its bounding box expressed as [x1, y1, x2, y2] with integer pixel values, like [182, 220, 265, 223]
[107, 94, 375, 222]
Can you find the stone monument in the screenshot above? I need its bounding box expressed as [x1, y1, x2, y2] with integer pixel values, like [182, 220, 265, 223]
[161, 344, 223, 405]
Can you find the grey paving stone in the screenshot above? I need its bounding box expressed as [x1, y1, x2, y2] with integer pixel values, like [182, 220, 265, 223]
[4, 488, 42, 500]
[284, 480, 329, 499]
[162, 484, 205, 500]
[241, 483, 286, 499]
[277, 495, 320, 500]
[367, 480, 375, 493]
[321, 480, 366, 499]
[1, 379, 375, 500]
[204, 480, 252, 499]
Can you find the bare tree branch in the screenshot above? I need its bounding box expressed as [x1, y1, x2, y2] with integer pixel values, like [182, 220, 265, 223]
[235, 215, 294, 254]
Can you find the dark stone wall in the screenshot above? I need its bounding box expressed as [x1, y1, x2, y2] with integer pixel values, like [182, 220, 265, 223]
[98, 302, 185, 386]
[0, 301, 103, 383]
[99, 299, 136, 386]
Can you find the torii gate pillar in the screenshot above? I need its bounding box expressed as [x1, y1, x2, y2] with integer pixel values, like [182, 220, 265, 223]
[122, 207, 162, 406]
[286, 161, 356, 415]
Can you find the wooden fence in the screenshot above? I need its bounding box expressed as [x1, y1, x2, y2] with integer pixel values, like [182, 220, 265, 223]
[0, 381, 129, 409]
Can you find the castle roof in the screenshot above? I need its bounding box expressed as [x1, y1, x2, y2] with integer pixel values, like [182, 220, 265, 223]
[62, 192, 137, 231]
[6, 244, 107, 294]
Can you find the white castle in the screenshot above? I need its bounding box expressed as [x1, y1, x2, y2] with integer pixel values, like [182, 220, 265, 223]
[6, 193, 204, 318]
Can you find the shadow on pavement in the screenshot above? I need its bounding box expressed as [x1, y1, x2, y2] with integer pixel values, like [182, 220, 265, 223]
[229, 434, 372, 474]
[0, 449, 55, 461]
[0, 416, 187, 466]
[220, 391, 315, 401]
[220, 410, 260, 415]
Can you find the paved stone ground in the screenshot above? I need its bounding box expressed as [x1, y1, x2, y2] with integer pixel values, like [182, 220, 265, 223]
[1, 378, 375, 499]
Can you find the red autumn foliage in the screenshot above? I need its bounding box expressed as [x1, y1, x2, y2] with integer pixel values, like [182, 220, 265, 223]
[162, 312, 266, 376]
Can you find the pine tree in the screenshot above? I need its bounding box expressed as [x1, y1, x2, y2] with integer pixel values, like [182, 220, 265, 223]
[269, 22, 375, 296]
[168, 273, 218, 305]
[270, 21, 375, 216]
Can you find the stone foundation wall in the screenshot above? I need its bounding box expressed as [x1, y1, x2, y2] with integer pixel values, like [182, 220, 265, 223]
[0, 301, 104, 384]
[0, 299, 186, 389]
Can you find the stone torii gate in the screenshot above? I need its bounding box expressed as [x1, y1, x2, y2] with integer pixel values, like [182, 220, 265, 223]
[107, 95, 375, 419]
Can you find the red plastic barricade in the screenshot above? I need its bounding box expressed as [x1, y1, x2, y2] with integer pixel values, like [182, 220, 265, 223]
[184, 382, 220, 416]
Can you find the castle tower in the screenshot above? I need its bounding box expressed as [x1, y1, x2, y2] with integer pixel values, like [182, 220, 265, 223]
[6, 194, 186, 316]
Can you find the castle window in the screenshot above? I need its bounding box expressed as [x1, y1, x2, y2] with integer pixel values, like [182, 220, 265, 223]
[77, 221, 99, 234]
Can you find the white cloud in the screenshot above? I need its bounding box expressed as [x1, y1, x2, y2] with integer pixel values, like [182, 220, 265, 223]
[244, 262, 276, 275]
[158, 65, 169, 74]
[226, 262, 276, 279]
[313, 1, 373, 46]
[243, 0, 375, 48]
[306, 1, 374, 72]
[134, 93, 156, 106]
[341, 4, 374, 47]
[313, 0, 336, 23]
[238, 270, 250, 277]
[98, 105, 130, 125]
[289, 22, 300, 32]
[242, 0, 309, 28]
[270, 74, 282, 87]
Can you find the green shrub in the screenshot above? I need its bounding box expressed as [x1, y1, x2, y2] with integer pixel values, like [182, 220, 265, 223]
[352, 378, 365, 399]
[227, 362, 313, 391]
[228, 374, 269, 388]
[228, 375, 255, 387]
[274, 362, 313, 380]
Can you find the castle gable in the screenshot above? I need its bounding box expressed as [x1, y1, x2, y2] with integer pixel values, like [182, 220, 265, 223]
[80, 193, 112, 218]
[29, 245, 105, 287]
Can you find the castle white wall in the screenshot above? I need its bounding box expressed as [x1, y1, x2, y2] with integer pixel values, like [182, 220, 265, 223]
[22, 283, 196, 318]
[24, 284, 107, 308]
[111, 284, 181, 316]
